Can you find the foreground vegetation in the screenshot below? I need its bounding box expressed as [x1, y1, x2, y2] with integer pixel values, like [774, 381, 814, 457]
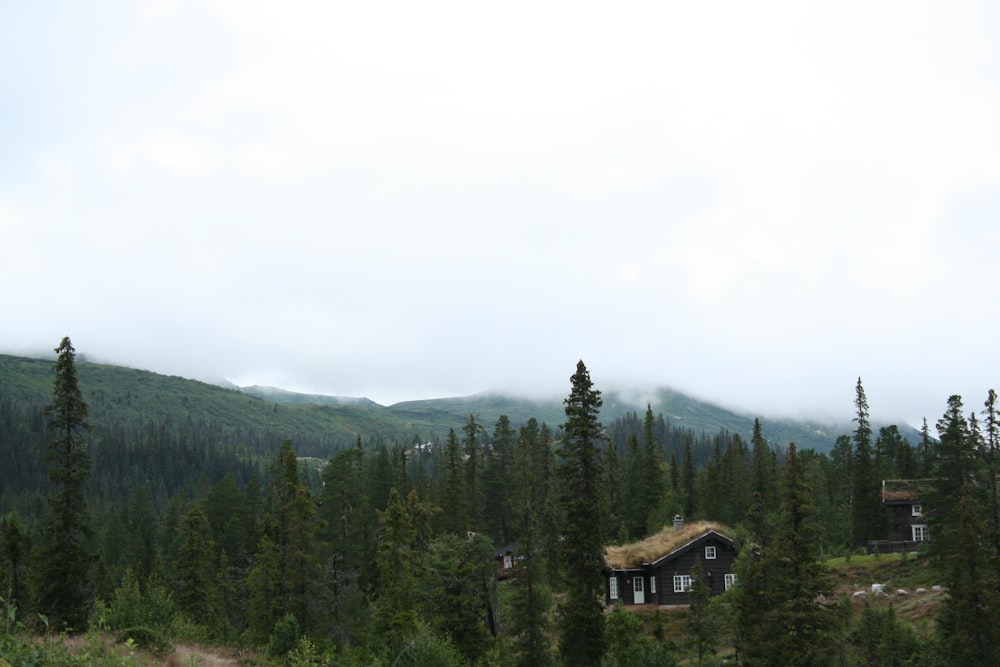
[2, 340, 999, 665]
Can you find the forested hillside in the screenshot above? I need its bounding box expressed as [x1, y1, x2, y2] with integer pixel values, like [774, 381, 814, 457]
[4, 345, 996, 666]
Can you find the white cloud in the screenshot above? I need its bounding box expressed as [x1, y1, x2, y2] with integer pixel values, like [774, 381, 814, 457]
[2, 0, 999, 428]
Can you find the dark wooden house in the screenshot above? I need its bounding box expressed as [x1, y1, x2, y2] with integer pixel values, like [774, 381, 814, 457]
[494, 543, 519, 580]
[604, 520, 737, 606]
[869, 479, 931, 553]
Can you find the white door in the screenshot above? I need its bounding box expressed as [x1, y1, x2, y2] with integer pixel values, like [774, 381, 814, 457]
[633, 575, 645, 604]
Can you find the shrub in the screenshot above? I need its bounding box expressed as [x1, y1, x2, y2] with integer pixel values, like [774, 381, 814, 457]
[268, 613, 301, 658]
[115, 626, 172, 656]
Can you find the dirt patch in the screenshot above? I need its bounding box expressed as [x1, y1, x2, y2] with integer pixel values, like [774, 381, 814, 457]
[167, 644, 242, 667]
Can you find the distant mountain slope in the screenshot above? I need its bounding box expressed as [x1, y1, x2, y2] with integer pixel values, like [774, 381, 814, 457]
[0, 353, 918, 455]
[240, 385, 380, 408]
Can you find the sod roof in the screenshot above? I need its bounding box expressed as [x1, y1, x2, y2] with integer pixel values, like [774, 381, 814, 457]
[881, 479, 932, 502]
[605, 520, 733, 569]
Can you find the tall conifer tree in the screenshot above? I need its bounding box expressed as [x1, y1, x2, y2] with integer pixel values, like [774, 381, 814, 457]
[37, 336, 94, 630]
[556, 361, 608, 667]
[928, 395, 1000, 664]
[851, 377, 883, 545]
[508, 418, 555, 667]
[483, 415, 515, 544]
[736, 444, 839, 666]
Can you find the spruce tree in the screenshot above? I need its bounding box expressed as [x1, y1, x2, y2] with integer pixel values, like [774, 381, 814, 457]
[437, 428, 467, 535]
[851, 378, 883, 545]
[1, 511, 30, 620]
[247, 441, 318, 639]
[736, 444, 840, 666]
[622, 433, 644, 537]
[556, 360, 608, 667]
[639, 405, 665, 534]
[37, 336, 94, 630]
[685, 553, 718, 665]
[508, 418, 555, 667]
[681, 437, 698, 518]
[982, 389, 1000, 557]
[749, 418, 775, 511]
[171, 504, 216, 622]
[927, 395, 1000, 664]
[462, 413, 485, 529]
[482, 415, 515, 544]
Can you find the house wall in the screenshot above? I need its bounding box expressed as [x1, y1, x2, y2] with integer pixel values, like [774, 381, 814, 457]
[606, 532, 737, 606]
[606, 569, 647, 606]
[886, 501, 925, 542]
[652, 534, 737, 605]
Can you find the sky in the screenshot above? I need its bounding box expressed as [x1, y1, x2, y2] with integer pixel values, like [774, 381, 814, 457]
[2, 1, 999, 429]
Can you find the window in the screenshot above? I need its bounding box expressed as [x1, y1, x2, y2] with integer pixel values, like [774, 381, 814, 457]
[609, 576, 618, 600]
[724, 573, 737, 591]
[912, 504, 923, 517]
[650, 575, 656, 594]
[673, 575, 692, 592]
[705, 545, 717, 559]
[913, 524, 929, 542]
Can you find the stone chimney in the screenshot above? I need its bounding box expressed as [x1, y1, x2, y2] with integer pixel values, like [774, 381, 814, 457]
[673, 514, 684, 531]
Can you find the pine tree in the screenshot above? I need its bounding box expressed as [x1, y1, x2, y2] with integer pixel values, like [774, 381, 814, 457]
[917, 418, 934, 477]
[981, 389, 1000, 557]
[463, 413, 485, 530]
[721, 434, 751, 526]
[639, 405, 665, 533]
[0, 511, 30, 620]
[749, 418, 776, 511]
[685, 553, 718, 665]
[604, 438, 625, 541]
[482, 415, 515, 544]
[171, 504, 216, 622]
[681, 437, 698, 518]
[927, 395, 1000, 664]
[438, 428, 467, 535]
[556, 360, 608, 667]
[374, 489, 433, 656]
[37, 336, 94, 630]
[851, 378, 883, 545]
[622, 433, 644, 538]
[508, 418, 555, 667]
[247, 441, 318, 639]
[736, 444, 840, 666]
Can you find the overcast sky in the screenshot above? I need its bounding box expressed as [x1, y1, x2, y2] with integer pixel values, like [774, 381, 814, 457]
[3, 1, 999, 429]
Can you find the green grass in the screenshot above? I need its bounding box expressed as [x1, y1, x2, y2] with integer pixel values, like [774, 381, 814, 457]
[825, 552, 908, 568]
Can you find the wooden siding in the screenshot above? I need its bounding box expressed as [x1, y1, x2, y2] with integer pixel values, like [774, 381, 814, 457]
[651, 533, 737, 605]
[605, 530, 737, 606]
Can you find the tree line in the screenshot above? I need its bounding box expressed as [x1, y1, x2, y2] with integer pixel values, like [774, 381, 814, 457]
[1, 340, 999, 665]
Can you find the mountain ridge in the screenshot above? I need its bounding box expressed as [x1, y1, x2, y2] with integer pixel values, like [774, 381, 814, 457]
[0, 353, 920, 454]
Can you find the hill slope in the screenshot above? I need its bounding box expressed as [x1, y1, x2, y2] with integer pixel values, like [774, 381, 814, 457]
[0, 353, 920, 455]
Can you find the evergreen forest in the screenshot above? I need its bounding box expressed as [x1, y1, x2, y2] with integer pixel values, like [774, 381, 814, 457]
[2, 340, 999, 666]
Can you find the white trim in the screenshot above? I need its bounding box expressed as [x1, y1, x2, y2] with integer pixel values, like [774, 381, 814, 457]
[912, 504, 923, 517]
[912, 524, 929, 542]
[705, 545, 717, 559]
[724, 573, 737, 590]
[673, 574, 692, 593]
[650, 575, 656, 594]
[609, 576, 618, 600]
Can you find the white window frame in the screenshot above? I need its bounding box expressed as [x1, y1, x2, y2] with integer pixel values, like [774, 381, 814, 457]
[609, 576, 618, 600]
[912, 504, 923, 517]
[705, 545, 717, 560]
[724, 573, 737, 591]
[673, 574, 692, 593]
[913, 524, 929, 542]
[650, 575, 656, 594]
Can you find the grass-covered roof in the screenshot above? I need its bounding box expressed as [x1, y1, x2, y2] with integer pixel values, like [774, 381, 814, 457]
[605, 520, 733, 569]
